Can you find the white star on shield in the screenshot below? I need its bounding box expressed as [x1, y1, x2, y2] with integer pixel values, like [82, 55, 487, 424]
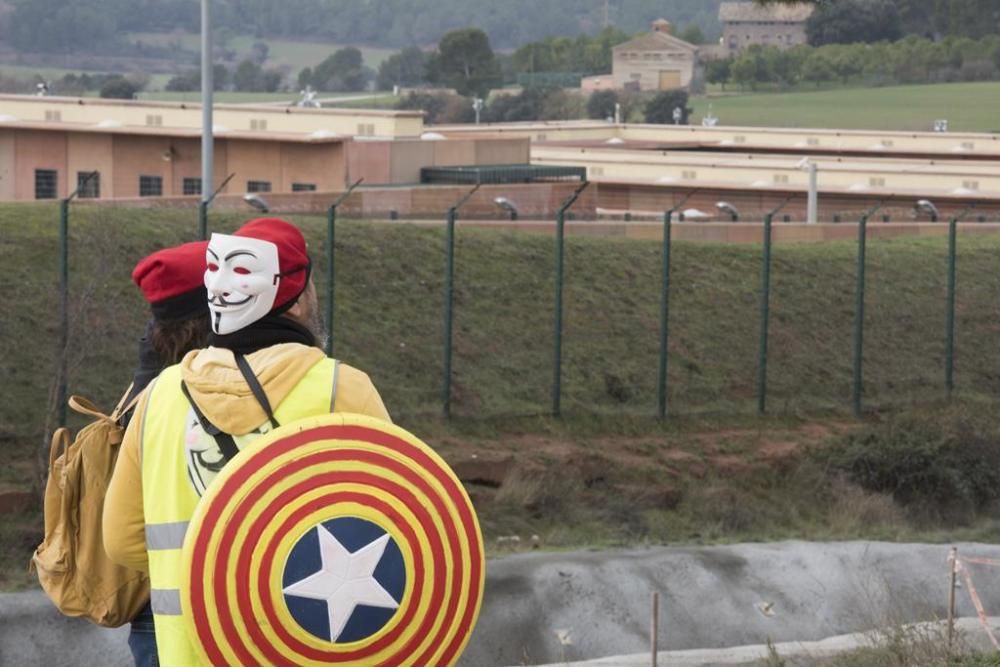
[282, 525, 400, 641]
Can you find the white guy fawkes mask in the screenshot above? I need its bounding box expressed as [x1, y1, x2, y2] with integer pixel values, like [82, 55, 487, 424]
[205, 233, 281, 335]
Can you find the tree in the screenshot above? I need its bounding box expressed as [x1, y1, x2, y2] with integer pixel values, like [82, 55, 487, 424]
[165, 65, 230, 92]
[233, 59, 283, 92]
[806, 0, 902, 45]
[251, 41, 270, 65]
[305, 47, 373, 92]
[586, 90, 619, 120]
[679, 25, 706, 45]
[644, 90, 692, 125]
[377, 47, 429, 90]
[99, 76, 138, 99]
[705, 58, 733, 90]
[800, 50, 836, 86]
[431, 28, 501, 98]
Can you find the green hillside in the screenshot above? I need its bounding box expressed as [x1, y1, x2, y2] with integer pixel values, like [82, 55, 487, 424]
[5, 203, 1000, 588]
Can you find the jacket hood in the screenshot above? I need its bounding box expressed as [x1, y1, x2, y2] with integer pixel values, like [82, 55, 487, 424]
[179, 343, 325, 434]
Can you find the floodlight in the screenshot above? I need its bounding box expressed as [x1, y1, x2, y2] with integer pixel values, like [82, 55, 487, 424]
[915, 199, 939, 222]
[716, 201, 739, 222]
[494, 196, 519, 221]
[244, 193, 271, 213]
[680, 208, 710, 222]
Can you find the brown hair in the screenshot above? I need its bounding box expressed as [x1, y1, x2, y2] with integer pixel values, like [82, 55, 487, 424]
[150, 313, 211, 365]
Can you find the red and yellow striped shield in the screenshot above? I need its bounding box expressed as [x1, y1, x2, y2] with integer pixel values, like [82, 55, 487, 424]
[180, 413, 485, 666]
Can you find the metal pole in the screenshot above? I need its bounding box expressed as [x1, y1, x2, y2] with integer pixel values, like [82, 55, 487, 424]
[55, 171, 97, 428]
[947, 546, 958, 656]
[57, 199, 69, 428]
[441, 183, 480, 418]
[650, 591, 660, 667]
[553, 206, 566, 417]
[198, 200, 208, 241]
[852, 215, 870, 418]
[443, 206, 457, 418]
[551, 181, 589, 417]
[807, 162, 818, 224]
[657, 210, 673, 419]
[325, 178, 363, 358]
[326, 204, 336, 357]
[201, 0, 214, 205]
[945, 216, 957, 397]
[757, 214, 773, 415]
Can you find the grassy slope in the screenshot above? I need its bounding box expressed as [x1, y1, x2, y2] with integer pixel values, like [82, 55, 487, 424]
[691, 82, 1000, 133]
[5, 204, 1000, 588]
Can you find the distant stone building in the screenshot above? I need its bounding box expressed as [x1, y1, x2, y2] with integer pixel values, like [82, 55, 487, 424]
[718, 2, 814, 55]
[611, 19, 699, 91]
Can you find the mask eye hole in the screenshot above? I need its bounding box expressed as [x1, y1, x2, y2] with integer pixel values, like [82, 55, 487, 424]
[207, 263, 219, 272]
[234, 267, 251, 275]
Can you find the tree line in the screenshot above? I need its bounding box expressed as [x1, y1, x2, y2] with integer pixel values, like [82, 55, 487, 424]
[709, 35, 1000, 91]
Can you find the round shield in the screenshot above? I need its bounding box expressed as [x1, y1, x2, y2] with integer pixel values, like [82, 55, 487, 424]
[180, 413, 485, 666]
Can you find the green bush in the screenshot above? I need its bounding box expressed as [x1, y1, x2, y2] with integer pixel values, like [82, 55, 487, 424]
[819, 409, 1000, 520]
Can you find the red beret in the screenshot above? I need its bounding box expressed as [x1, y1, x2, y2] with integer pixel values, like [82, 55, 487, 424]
[233, 218, 311, 310]
[132, 240, 209, 321]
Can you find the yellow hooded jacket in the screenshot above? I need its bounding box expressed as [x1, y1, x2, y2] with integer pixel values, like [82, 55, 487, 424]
[103, 343, 390, 664]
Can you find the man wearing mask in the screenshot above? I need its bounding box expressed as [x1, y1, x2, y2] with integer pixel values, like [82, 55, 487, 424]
[104, 218, 390, 665]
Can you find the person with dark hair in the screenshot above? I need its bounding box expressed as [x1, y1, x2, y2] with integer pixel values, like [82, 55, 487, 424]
[122, 240, 211, 666]
[104, 218, 390, 666]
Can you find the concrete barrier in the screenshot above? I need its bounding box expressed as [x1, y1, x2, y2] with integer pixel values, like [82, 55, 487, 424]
[5, 542, 1000, 666]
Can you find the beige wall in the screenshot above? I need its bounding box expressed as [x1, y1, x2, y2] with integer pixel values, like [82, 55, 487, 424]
[0, 96, 424, 138]
[722, 21, 808, 55]
[0, 131, 15, 200]
[279, 142, 345, 191]
[613, 49, 695, 90]
[67, 133, 114, 198]
[15, 130, 67, 199]
[111, 135, 175, 198]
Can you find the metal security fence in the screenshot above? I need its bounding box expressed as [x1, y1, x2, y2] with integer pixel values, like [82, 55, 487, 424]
[26, 192, 1000, 445]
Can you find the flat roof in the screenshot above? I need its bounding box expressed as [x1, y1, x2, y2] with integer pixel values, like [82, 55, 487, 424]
[0, 94, 424, 119]
[0, 119, 347, 143]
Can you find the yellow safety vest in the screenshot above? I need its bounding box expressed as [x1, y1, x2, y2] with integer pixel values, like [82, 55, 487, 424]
[140, 357, 339, 666]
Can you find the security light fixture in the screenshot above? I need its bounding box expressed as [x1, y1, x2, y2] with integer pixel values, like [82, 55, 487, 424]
[244, 193, 270, 213]
[915, 199, 939, 222]
[716, 201, 739, 222]
[680, 208, 710, 222]
[494, 196, 519, 221]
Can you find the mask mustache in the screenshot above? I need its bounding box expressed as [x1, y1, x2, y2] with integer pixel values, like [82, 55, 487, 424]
[209, 293, 253, 307]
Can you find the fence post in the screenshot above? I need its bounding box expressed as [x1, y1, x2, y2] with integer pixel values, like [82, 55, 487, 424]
[552, 181, 590, 417]
[55, 171, 98, 428]
[57, 198, 70, 428]
[441, 184, 481, 418]
[757, 214, 774, 415]
[850, 203, 884, 418]
[443, 206, 457, 418]
[947, 546, 958, 656]
[326, 204, 336, 357]
[657, 210, 673, 419]
[945, 217, 957, 397]
[852, 213, 869, 418]
[325, 178, 363, 358]
[197, 172, 235, 241]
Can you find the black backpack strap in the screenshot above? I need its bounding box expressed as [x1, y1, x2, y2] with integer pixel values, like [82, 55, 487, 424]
[235, 354, 280, 430]
[180, 380, 240, 463]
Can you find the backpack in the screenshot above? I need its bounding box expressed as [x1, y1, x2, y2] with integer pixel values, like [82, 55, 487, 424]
[31, 389, 150, 627]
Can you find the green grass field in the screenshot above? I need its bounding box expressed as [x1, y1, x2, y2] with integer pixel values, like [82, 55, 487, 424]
[6, 205, 1000, 588]
[691, 82, 1000, 133]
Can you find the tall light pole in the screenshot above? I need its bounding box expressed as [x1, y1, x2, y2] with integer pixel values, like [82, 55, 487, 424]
[201, 0, 214, 203]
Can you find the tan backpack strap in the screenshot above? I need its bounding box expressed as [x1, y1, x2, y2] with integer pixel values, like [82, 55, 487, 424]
[68, 395, 111, 421]
[111, 383, 135, 417]
[48, 428, 72, 472]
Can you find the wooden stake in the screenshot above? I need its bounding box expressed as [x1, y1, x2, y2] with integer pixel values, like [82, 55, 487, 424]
[651, 591, 660, 667]
[948, 546, 958, 655]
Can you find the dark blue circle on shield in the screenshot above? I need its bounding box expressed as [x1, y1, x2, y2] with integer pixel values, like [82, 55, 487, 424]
[281, 517, 406, 643]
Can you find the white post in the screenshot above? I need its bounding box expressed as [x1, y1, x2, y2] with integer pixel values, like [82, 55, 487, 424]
[807, 162, 818, 224]
[651, 591, 659, 667]
[201, 0, 214, 201]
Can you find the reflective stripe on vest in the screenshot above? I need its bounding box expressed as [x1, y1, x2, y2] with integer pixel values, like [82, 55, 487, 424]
[141, 357, 338, 666]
